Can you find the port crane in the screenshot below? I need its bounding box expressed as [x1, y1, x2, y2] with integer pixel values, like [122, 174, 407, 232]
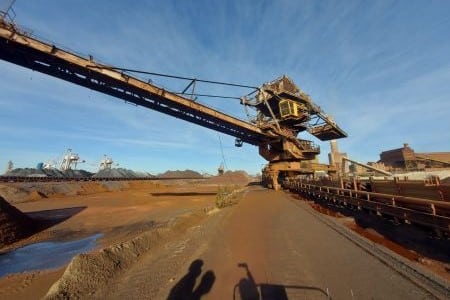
[0, 20, 347, 189]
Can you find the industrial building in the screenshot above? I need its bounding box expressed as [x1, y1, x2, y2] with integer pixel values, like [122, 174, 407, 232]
[379, 143, 450, 171]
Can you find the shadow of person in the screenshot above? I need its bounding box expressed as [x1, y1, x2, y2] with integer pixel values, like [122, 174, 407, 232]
[191, 270, 216, 300]
[167, 259, 216, 300]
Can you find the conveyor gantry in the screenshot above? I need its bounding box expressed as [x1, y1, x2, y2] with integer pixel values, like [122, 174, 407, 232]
[0, 21, 271, 146]
[0, 20, 348, 190]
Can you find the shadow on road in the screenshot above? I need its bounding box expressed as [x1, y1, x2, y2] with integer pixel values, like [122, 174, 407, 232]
[167, 259, 215, 300]
[152, 192, 217, 197]
[234, 263, 330, 300]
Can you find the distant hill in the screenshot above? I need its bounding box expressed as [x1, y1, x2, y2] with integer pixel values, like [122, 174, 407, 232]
[158, 170, 203, 179]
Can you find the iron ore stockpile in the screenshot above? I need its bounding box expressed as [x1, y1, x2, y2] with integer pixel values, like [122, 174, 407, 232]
[207, 170, 253, 184]
[1, 167, 155, 182]
[4, 167, 153, 179]
[157, 170, 203, 179]
[4, 168, 93, 178]
[93, 168, 153, 178]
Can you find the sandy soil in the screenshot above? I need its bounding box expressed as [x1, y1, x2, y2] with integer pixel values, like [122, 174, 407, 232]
[0, 181, 448, 299]
[0, 181, 234, 300]
[84, 186, 439, 299]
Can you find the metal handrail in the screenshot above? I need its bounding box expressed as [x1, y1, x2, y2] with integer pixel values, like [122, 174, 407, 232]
[300, 183, 450, 208]
[284, 180, 450, 213]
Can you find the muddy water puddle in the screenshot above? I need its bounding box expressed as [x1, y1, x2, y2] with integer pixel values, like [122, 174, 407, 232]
[0, 233, 102, 277]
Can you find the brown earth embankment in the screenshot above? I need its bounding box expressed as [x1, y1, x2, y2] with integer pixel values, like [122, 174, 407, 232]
[0, 196, 36, 247]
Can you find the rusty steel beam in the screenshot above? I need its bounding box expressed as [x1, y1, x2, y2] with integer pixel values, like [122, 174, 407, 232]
[343, 157, 392, 176]
[0, 22, 272, 145]
[415, 155, 450, 166]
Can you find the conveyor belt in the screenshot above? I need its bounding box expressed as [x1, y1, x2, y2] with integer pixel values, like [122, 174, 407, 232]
[283, 180, 450, 234]
[0, 21, 272, 146]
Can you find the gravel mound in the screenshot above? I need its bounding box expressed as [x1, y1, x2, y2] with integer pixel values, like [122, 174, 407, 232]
[45, 213, 204, 299]
[0, 184, 29, 203]
[0, 196, 35, 247]
[158, 170, 203, 179]
[62, 169, 93, 178]
[207, 170, 251, 185]
[4, 168, 154, 179]
[93, 168, 153, 178]
[3, 168, 93, 178]
[45, 229, 164, 299]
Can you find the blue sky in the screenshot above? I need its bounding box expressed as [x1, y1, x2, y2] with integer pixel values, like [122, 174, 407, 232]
[1, 0, 449, 174]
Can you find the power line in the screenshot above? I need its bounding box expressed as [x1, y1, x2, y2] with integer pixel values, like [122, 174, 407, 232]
[104, 66, 259, 90]
[175, 92, 240, 100]
[87, 65, 259, 100]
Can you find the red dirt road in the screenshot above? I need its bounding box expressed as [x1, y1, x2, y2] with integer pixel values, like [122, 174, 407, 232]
[0, 184, 442, 299]
[104, 186, 434, 299]
[195, 187, 432, 299]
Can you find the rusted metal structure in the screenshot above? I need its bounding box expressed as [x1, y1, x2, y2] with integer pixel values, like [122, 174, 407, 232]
[283, 179, 450, 236]
[0, 1, 16, 23]
[0, 20, 347, 189]
[380, 143, 450, 171]
[342, 157, 392, 176]
[241, 76, 347, 189]
[294, 176, 450, 202]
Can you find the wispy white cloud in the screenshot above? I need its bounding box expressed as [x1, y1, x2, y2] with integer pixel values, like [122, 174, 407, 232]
[1, 0, 449, 173]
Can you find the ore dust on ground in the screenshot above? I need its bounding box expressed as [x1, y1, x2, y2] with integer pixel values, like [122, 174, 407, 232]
[0, 178, 448, 299]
